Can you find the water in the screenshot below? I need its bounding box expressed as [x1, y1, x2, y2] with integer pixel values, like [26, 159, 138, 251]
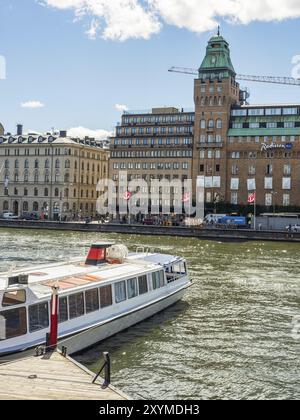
[0, 228, 299, 400]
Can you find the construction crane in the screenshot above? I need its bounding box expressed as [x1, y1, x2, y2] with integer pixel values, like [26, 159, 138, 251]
[168, 67, 300, 87]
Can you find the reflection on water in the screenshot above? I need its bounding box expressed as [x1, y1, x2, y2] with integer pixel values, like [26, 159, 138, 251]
[0, 228, 299, 400]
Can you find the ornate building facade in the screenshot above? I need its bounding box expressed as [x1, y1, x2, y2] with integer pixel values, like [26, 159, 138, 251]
[0, 130, 109, 219]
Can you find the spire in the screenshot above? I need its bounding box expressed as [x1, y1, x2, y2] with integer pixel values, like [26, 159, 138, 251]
[217, 25, 220, 37]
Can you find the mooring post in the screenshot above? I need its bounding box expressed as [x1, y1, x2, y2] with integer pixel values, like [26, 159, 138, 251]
[92, 352, 111, 388]
[49, 285, 59, 350]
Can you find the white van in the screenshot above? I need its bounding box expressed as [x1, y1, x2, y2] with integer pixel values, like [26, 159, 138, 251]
[2, 212, 19, 220]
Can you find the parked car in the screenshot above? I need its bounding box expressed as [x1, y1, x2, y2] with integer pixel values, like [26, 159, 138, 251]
[286, 224, 300, 232]
[1, 212, 19, 220]
[21, 212, 40, 221]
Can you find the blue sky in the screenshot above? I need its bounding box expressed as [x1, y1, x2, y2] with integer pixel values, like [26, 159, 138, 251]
[0, 0, 300, 137]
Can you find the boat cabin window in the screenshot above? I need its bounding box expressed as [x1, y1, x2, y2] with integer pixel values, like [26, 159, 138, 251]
[127, 278, 138, 299]
[100, 285, 112, 308]
[2, 289, 26, 307]
[138, 275, 148, 295]
[85, 289, 100, 314]
[58, 297, 68, 324]
[29, 302, 49, 333]
[115, 281, 127, 303]
[69, 293, 85, 319]
[152, 271, 165, 290]
[0, 307, 27, 340]
[172, 262, 186, 275]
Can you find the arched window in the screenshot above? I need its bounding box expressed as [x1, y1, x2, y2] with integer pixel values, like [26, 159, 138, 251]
[24, 188, 28, 196]
[14, 172, 19, 182]
[24, 159, 29, 169]
[200, 120, 206, 129]
[3, 201, 9, 211]
[45, 159, 50, 169]
[74, 161, 78, 170]
[208, 119, 214, 129]
[216, 119, 222, 129]
[55, 171, 60, 183]
[23, 202, 29, 212]
[64, 173, 70, 183]
[34, 170, 39, 183]
[33, 202, 39, 212]
[15, 160, 19, 169]
[209, 97, 214, 106]
[85, 203, 89, 212]
[5, 160, 9, 169]
[55, 188, 59, 197]
[64, 188, 69, 198]
[65, 160, 70, 169]
[86, 176, 89, 185]
[55, 159, 60, 169]
[34, 159, 39, 169]
[73, 189, 77, 198]
[201, 97, 205, 106]
[44, 188, 49, 197]
[34, 188, 38, 197]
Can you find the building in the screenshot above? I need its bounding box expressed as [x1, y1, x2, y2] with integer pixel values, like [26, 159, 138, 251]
[193, 34, 300, 209]
[110, 107, 194, 212]
[0, 128, 109, 219]
[0, 123, 4, 136]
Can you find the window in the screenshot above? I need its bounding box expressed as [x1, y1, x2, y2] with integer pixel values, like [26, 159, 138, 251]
[127, 278, 138, 299]
[58, 297, 68, 323]
[152, 271, 165, 290]
[284, 165, 291, 176]
[115, 281, 126, 303]
[231, 192, 238, 205]
[100, 285, 112, 308]
[265, 194, 272, 206]
[85, 289, 100, 314]
[200, 120, 206, 129]
[2, 290, 26, 307]
[0, 308, 27, 340]
[216, 119, 222, 129]
[29, 302, 49, 333]
[138, 276, 148, 295]
[69, 293, 85, 319]
[283, 194, 290, 206]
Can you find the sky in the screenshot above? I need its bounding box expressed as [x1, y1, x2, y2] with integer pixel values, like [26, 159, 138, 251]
[0, 0, 300, 138]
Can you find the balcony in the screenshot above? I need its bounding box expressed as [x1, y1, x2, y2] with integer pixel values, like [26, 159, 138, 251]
[198, 142, 223, 148]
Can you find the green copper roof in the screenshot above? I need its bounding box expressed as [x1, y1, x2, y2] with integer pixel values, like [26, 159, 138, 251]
[199, 35, 235, 75]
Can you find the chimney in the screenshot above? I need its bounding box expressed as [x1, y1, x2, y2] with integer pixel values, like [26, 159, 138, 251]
[59, 130, 67, 138]
[17, 124, 23, 136]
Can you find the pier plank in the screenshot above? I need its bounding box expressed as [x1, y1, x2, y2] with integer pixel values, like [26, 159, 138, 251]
[0, 351, 128, 400]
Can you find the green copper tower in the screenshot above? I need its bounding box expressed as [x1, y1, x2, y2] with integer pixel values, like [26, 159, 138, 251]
[199, 30, 236, 79]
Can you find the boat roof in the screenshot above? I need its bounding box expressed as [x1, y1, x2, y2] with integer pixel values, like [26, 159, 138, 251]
[0, 253, 184, 299]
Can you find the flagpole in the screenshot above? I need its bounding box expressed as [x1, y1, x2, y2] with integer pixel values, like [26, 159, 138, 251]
[254, 192, 257, 230]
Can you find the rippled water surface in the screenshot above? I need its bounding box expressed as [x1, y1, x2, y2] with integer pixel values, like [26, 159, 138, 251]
[0, 228, 299, 400]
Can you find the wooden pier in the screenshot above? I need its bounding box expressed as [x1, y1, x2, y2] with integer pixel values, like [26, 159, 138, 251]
[0, 351, 129, 400]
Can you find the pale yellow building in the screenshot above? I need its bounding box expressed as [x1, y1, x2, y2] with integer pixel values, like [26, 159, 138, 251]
[0, 129, 109, 220]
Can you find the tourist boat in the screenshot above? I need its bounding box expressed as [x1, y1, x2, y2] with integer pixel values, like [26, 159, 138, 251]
[0, 243, 191, 360]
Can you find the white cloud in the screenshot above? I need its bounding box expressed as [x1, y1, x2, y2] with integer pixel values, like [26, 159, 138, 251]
[21, 100, 45, 109]
[115, 104, 129, 112]
[40, 0, 300, 41]
[67, 126, 112, 139]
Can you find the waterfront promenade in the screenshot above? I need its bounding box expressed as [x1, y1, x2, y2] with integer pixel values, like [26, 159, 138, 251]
[0, 219, 300, 242]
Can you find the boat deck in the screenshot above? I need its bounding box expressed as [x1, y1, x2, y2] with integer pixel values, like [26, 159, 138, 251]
[0, 351, 129, 400]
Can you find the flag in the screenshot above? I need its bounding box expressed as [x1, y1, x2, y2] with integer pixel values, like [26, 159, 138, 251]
[123, 191, 132, 201]
[248, 192, 256, 204]
[182, 192, 191, 203]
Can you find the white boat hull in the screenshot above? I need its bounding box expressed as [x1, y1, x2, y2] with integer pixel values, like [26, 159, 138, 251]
[58, 286, 188, 355]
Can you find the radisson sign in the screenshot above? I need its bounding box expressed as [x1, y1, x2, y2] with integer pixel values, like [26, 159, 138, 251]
[261, 143, 293, 152]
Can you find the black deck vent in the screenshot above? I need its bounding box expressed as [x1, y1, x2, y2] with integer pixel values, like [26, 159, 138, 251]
[8, 274, 29, 286]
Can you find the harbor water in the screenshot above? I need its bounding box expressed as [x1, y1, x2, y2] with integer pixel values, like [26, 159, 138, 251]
[0, 228, 299, 400]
